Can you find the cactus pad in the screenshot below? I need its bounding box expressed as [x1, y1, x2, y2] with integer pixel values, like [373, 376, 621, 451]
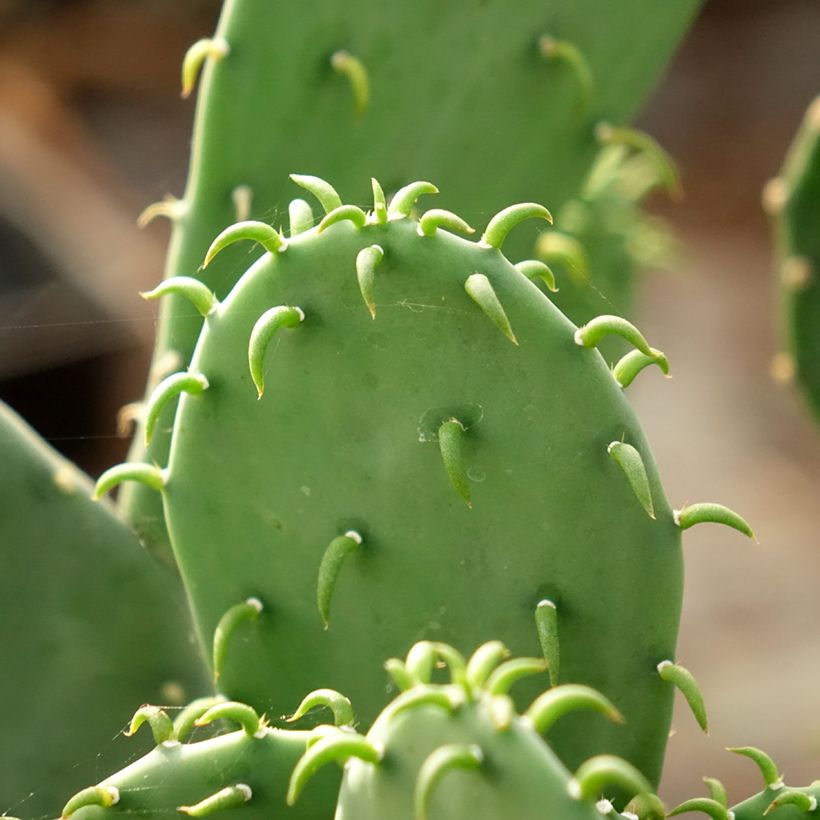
[288, 641, 663, 818]
[100, 176, 695, 785]
[765, 96, 820, 422]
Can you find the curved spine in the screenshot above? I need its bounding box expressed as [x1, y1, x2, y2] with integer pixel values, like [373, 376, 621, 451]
[480, 203, 553, 250]
[289, 198, 315, 236]
[613, 349, 670, 389]
[568, 755, 654, 804]
[388, 181, 439, 217]
[93, 464, 165, 500]
[140, 276, 218, 317]
[464, 273, 518, 345]
[385, 658, 415, 692]
[516, 259, 558, 293]
[703, 777, 729, 808]
[317, 531, 364, 628]
[331, 50, 370, 115]
[383, 686, 460, 722]
[535, 599, 560, 686]
[178, 784, 252, 817]
[287, 733, 383, 805]
[248, 306, 305, 398]
[607, 441, 655, 519]
[438, 418, 472, 507]
[575, 315, 653, 356]
[212, 597, 263, 682]
[287, 688, 355, 727]
[405, 642, 437, 684]
[535, 231, 589, 282]
[415, 744, 484, 820]
[674, 503, 756, 540]
[144, 372, 209, 446]
[486, 657, 548, 696]
[727, 747, 784, 790]
[61, 786, 119, 819]
[765, 790, 818, 815]
[538, 35, 594, 112]
[289, 174, 342, 214]
[668, 798, 733, 820]
[526, 685, 623, 735]
[418, 209, 475, 237]
[356, 244, 385, 319]
[318, 204, 368, 233]
[595, 122, 681, 197]
[371, 178, 388, 224]
[181, 37, 229, 99]
[203, 221, 286, 267]
[657, 660, 708, 733]
[124, 704, 175, 746]
[465, 641, 510, 691]
[430, 643, 469, 687]
[195, 700, 263, 738]
[137, 196, 187, 229]
[173, 695, 228, 742]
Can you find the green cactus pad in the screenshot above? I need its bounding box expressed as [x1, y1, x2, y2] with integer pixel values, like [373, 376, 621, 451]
[118, 178, 686, 785]
[122, 0, 703, 557]
[0, 403, 205, 818]
[766, 96, 820, 423]
[60, 703, 337, 820]
[289, 642, 660, 818]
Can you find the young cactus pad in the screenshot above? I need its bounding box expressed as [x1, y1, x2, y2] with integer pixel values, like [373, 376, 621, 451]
[0, 402, 204, 818]
[55, 699, 338, 820]
[765, 96, 820, 422]
[98, 176, 753, 786]
[288, 641, 662, 819]
[671, 746, 819, 820]
[122, 0, 703, 556]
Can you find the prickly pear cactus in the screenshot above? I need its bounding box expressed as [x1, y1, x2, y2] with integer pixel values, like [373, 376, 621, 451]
[0, 402, 205, 818]
[99, 176, 752, 786]
[55, 699, 337, 820]
[765, 96, 820, 423]
[288, 641, 664, 819]
[121, 0, 703, 557]
[670, 747, 819, 820]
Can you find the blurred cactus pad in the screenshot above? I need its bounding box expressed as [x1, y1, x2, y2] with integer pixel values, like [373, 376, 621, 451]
[0, 402, 205, 817]
[122, 0, 703, 556]
[766, 96, 820, 423]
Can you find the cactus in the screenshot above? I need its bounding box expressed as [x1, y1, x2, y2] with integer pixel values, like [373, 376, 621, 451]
[669, 747, 819, 820]
[289, 640, 663, 819]
[121, 0, 703, 558]
[97, 176, 753, 789]
[54, 699, 338, 820]
[544, 142, 678, 335]
[0, 402, 206, 817]
[765, 96, 820, 422]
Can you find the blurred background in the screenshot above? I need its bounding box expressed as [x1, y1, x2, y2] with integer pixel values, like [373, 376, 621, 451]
[0, 0, 818, 807]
